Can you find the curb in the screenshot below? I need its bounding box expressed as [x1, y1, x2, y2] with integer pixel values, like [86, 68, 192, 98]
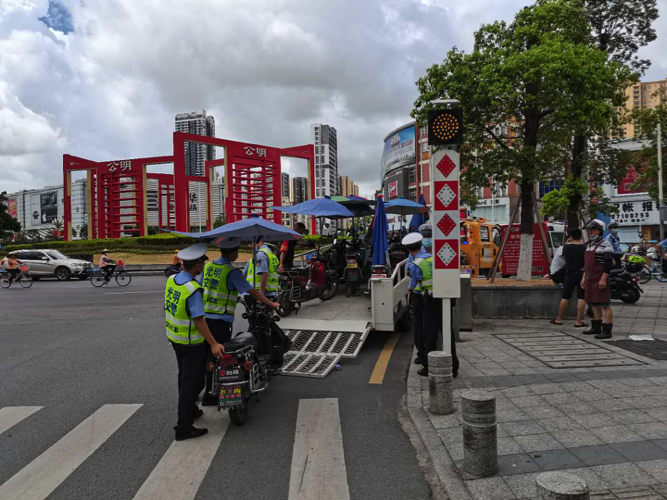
[406, 349, 472, 500]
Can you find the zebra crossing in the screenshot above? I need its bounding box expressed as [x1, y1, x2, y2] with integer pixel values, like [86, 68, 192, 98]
[0, 400, 349, 500]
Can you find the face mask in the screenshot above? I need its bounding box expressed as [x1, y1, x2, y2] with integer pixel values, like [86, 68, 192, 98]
[423, 238, 433, 248]
[612, 229, 619, 235]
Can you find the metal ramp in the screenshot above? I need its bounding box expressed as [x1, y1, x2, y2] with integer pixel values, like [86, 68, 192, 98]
[278, 313, 371, 378]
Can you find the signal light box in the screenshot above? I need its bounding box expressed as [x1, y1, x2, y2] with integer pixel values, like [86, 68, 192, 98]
[428, 109, 463, 146]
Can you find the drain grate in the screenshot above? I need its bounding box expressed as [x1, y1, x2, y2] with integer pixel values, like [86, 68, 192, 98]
[493, 331, 646, 369]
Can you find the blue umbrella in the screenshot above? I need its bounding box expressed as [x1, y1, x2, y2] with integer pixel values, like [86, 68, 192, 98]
[385, 198, 429, 215]
[409, 194, 429, 232]
[372, 196, 390, 266]
[166, 214, 302, 242]
[271, 196, 354, 218]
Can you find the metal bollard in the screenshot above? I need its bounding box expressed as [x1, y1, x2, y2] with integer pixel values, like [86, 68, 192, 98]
[428, 352, 454, 415]
[536, 472, 590, 500]
[461, 391, 498, 477]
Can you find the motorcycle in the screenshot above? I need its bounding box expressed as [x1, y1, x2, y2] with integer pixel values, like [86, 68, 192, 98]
[207, 298, 291, 426]
[164, 264, 180, 277]
[276, 253, 339, 317]
[609, 266, 643, 304]
[344, 250, 361, 296]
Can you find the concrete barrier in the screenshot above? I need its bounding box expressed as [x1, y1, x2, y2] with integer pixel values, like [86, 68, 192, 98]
[461, 390, 498, 478]
[471, 284, 577, 319]
[536, 472, 589, 499]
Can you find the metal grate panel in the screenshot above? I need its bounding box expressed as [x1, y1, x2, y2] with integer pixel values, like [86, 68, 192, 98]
[279, 352, 341, 378]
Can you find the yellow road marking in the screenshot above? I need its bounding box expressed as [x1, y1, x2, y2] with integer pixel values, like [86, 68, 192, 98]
[369, 332, 401, 385]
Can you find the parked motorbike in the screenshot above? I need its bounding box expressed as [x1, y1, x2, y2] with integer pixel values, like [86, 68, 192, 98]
[609, 266, 643, 304]
[164, 264, 180, 277]
[207, 298, 291, 426]
[344, 250, 362, 296]
[276, 254, 339, 317]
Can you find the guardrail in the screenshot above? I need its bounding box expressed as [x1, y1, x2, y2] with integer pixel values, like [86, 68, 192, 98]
[370, 259, 410, 332]
[292, 244, 334, 267]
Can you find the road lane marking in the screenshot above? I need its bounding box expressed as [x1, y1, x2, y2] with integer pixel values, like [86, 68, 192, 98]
[132, 409, 229, 500]
[105, 291, 163, 295]
[0, 407, 43, 435]
[369, 332, 401, 385]
[289, 398, 350, 500]
[0, 404, 141, 500]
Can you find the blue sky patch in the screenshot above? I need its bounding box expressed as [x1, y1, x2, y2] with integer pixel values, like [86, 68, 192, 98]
[39, 0, 74, 34]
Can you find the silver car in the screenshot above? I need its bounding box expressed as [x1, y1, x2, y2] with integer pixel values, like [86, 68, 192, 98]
[6, 249, 93, 281]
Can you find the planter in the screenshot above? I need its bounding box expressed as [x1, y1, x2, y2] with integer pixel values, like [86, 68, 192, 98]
[472, 282, 577, 319]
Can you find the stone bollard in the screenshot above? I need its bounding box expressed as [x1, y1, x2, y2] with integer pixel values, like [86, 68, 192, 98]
[461, 390, 498, 477]
[428, 351, 454, 415]
[536, 472, 590, 500]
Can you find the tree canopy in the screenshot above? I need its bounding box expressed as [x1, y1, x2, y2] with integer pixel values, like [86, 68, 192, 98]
[0, 192, 21, 240]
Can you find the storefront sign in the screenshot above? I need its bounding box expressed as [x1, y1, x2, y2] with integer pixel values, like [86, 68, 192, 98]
[610, 199, 659, 226]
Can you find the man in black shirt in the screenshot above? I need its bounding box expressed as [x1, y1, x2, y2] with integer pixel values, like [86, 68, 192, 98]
[551, 229, 587, 327]
[278, 222, 307, 271]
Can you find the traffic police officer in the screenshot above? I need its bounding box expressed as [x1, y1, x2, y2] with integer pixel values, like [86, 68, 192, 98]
[199, 237, 280, 406]
[244, 236, 280, 304]
[165, 243, 224, 441]
[605, 221, 623, 268]
[406, 228, 429, 365]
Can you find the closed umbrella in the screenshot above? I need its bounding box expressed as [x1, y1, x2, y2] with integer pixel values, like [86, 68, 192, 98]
[409, 194, 429, 232]
[372, 196, 390, 267]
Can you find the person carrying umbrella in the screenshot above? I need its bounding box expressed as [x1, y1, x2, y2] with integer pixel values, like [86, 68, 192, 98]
[199, 238, 279, 407]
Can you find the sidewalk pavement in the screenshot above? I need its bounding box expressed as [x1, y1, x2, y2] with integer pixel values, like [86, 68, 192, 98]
[407, 281, 667, 500]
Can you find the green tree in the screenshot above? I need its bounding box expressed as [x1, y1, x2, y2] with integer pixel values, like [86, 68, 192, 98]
[413, 0, 627, 280]
[564, 0, 658, 229]
[0, 192, 21, 240]
[213, 215, 225, 228]
[79, 223, 88, 240]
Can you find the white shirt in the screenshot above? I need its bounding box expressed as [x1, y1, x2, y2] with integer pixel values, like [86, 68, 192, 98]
[550, 246, 566, 275]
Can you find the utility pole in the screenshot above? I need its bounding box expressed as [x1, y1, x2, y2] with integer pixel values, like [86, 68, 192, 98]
[658, 122, 664, 242]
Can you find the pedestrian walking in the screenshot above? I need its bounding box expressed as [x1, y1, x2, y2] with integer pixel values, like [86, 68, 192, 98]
[581, 220, 615, 340]
[165, 243, 225, 441]
[199, 238, 279, 406]
[550, 229, 587, 327]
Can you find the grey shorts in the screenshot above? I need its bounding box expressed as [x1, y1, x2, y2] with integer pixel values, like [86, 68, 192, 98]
[588, 302, 610, 308]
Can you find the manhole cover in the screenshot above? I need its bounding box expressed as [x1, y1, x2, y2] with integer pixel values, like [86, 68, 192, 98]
[604, 339, 667, 361]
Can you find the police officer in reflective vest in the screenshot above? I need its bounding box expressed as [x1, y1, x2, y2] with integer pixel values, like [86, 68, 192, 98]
[165, 243, 224, 441]
[199, 237, 280, 406]
[244, 236, 280, 305]
[406, 229, 429, 366]
[404, 233, 459, 378]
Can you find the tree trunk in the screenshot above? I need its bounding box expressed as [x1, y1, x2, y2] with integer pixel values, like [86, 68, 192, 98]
[567, 135, 587, 231]
[516, 181, 535, 281]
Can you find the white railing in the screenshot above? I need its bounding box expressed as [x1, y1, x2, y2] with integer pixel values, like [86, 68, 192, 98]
[370, 259, 410, 332]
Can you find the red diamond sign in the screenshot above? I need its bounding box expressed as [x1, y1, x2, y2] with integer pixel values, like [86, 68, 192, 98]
[434, 240, 459, 270]
[436, 154, 456, 179]
[437, 213, 457, 237]
[434, 181, 458, 211]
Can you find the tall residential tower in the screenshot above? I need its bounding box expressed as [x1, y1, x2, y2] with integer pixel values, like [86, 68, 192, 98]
[175, 110, 216, 176]
[311, 124, 338, 197]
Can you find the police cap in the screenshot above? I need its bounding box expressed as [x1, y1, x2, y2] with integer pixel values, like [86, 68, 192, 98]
[216, 237, 241, 250]
[402, 232, 423, 250]
[177, 243, 209, 263]
[419, 223, 432, 238]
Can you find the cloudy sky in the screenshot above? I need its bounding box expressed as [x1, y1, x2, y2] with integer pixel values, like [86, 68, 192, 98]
[1, 0, 666, 198]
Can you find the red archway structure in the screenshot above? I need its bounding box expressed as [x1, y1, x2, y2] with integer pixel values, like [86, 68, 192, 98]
[63, 133, 314, 241]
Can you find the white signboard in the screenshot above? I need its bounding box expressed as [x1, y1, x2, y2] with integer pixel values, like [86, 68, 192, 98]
[610, 199, 659, 226]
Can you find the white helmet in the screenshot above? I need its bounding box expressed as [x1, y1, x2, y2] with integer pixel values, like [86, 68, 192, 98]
[586, 219, 606, 233]
[631, 245, 641, 254]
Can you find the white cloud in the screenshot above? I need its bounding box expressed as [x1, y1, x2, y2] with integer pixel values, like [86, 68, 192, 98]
[0, 0, 665, 198]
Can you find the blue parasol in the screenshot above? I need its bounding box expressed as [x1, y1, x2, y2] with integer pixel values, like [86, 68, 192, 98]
[271, 196, 354, 218]
[372, 196, 390, 266]
[409, 194, 429, 232]
[166, 214, 302, 242]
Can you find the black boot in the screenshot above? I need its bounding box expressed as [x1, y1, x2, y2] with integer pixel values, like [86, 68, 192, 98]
[583, 319, 602, 335]
[595, 323, 612, 340]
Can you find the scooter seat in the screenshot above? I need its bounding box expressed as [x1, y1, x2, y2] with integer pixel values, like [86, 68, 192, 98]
[610, 267, 625, 275]
[224, 332, 257, 351]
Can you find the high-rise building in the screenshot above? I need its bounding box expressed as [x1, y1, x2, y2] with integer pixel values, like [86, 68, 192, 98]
[340, 176, 359, 197]
[175, 110, 216, 176]
[620, 78, 666, 138]
[281, 172, 290, 198]
[311, 124, 338, 198]
[292, 177, 308, 204]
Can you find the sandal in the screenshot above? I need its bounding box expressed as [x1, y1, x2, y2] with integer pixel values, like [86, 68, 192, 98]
[549, 319, 563, 325]
[574, 322, 589, 328]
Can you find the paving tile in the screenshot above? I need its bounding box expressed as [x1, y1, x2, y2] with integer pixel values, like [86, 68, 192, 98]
[652, 439, 667, 452]
[444, 440, 464, 460]
[498, 437, 526, 456]
[551, 429, 604, 448]
[560, 401, 600, 415]
[514, 433, 564, 452]
[572, 413, 619, 429]
[538, 417, 585, 433]
[500, 420, 547, 437]
[527, 448, 585, 471]
[528, 383, 565, 395]
[497, 409, 532, 423]
[466, 477, 516, 500]
[429, 413, 462, 429]
[592, 425, 646, 444]
[493, 376, 524, 388]
[591, 462, 659, 488]
[516, 373, 550, 385]
[503, 472, 541, 499]
[573, 390, 615, 402]
[500, 386, 535, 398]
[590, 398, 634, 412]
[569, 444, 629, 466]
[497, 453, 542, 476]
[543, 372, 580, 383]
[610, 441, 667, 462]
[636, 459, 667, 482]
[608, 409, 660, 425]
[559, 381, 596, 392]
[628, 422, 667, 440]
[523, 406, 567, 420]
[558, 467, 611, 490]
[618, 397, 667, 409]
[643, 408, 667, 423]
[509, 396, 546, 408]
[541, 393, 580, 406]
[437, 427, 462, 444]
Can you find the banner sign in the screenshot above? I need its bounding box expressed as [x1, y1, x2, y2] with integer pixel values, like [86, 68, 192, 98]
[499, 223, 548, 276]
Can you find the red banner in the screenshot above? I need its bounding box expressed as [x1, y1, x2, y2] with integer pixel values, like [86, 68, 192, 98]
[500, 223, 548, 276]
[617, 166, 646, 195]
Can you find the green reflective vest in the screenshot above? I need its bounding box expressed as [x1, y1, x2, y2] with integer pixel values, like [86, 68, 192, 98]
[165, 276, 203, 345]
[415, 257, 434, 291]
[246, 247, 279, 293]
[202, 262, 239, 316]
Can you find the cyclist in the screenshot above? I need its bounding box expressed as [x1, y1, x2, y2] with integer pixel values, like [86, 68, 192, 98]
[2, 254, 21, 282]
[172, 250, 182, 271]
[99, 249, 116, 283]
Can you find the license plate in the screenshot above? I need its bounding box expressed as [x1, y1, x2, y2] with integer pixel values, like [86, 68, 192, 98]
[347, 263, 358, 268]
[217, 367, 242, 383]
[219, 385, 244, 407]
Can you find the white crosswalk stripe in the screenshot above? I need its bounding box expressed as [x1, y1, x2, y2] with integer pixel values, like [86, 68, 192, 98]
[0, 404, 142, 500]
[289, 398, 350, 500]
[0, 406, 42, 435]
[132, 408, 230, 500]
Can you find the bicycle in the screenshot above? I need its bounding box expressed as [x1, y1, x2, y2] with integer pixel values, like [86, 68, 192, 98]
[90, 262, 132, 287]
[0, 265, 33, 289]
[648, 260, 667, 283]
